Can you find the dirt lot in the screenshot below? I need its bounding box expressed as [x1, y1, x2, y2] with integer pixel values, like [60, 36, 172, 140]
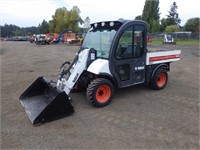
[1, 42, 199, 149]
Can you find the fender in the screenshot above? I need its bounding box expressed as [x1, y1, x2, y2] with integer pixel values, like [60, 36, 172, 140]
[87, 59, 117, 86]
[151, 63, 169, 79]
[87, 59, 112, 75]
[98, 73, 118, 87]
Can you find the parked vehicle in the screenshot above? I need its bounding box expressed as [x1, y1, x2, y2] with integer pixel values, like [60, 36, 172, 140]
[163, 34, 176, 45]
[20, 20, 181, 125]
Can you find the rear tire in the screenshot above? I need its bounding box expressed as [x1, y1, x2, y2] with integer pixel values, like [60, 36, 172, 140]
[86, 78, 114, 107]
[150, 69, 168, 90]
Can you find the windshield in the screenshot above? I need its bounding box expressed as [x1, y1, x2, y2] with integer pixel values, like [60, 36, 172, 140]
[167, 34, 173, 40]
[82, 29, 117, 59]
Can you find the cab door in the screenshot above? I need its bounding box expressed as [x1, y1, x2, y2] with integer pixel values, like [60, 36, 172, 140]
[110, 23, 146, 88]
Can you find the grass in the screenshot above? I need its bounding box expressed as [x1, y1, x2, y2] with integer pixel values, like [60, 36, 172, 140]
[150, 37, 200, 46]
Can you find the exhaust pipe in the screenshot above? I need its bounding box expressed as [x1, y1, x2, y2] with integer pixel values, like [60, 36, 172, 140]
[19, 76, 74, 126]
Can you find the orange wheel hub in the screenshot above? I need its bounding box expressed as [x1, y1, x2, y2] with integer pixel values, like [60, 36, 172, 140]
[157, 73, 166, 87]
[96, 85, 111, 103]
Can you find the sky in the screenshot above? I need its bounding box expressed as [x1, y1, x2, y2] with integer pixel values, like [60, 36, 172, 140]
[0, 0, 199, 27]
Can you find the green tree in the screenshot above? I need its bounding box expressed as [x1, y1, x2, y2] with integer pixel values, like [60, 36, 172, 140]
[166, 2, 181, 26]
[26, 26, 39, 35]
[160, 18, 173, 32]
[165, 25, 179, 33]
[67, 6, 83, 31]
[49, 20, 56, 33]
[142, 0, 160, 32]
[1, 24, 39, 37]
[38, 20, 49, 34]
[13, 29, 23, 36]
[135, 15, 142, 20]
[1, 24, 20, 37]
[184, 17, 200, 33]
[49, 6, 83, 33]
[150, 20, 160, 32]
[53, 7, 67, 33]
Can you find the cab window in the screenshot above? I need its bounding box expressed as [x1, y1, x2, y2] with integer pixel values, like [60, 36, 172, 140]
[115, 25, 144, 59]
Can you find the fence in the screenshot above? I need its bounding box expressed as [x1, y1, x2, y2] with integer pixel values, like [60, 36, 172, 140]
[148, 32, 200, 40]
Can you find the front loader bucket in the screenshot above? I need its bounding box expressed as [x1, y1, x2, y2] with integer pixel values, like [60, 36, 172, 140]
[19, 76, 74, 126]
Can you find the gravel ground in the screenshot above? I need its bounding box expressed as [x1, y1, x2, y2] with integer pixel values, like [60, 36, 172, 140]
[1, 42, 199, 149]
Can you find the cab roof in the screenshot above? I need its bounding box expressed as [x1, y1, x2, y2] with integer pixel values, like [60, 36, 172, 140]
[90, 20, 146, 29]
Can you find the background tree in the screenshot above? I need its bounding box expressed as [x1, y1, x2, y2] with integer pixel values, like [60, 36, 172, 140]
[13, 29, 23, 36]
[83, 17, 90, 28]
[142, 0, 160, 32]
[38, 20, 49, 34]
[150, 19, 160, 32]
[165, 25, 179, 33]
[135, 15, 142, 20]
[51, 7, 67, 33]
[49, 20, 56, 33]
[67, 6, 83, 31]
[1, 24, 39, 37]
[25, 26, 39, 35]
[1, 24, 20, 37]
[166, 2, 181, 26]
[184, 17, 200, 33]
[49, 6, 83, 33]
[160, 18, 172, 32]
[83, 17, 90, 32]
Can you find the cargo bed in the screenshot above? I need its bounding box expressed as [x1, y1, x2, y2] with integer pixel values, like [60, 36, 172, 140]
[146, 49, 181, 65]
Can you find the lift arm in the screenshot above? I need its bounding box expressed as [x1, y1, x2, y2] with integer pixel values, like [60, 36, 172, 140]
[56, 49, 90, 95]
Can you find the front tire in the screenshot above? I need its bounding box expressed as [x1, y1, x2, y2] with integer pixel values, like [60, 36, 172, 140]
[150, 69, 168, 90]
[86, 78, 114, 107]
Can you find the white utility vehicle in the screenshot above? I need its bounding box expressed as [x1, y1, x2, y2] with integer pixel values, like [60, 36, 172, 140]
[20, 20, 181, 125]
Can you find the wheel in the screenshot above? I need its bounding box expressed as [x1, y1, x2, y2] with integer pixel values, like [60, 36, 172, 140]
[150, 69, 168, 90]
[86, 78, 114, 107]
